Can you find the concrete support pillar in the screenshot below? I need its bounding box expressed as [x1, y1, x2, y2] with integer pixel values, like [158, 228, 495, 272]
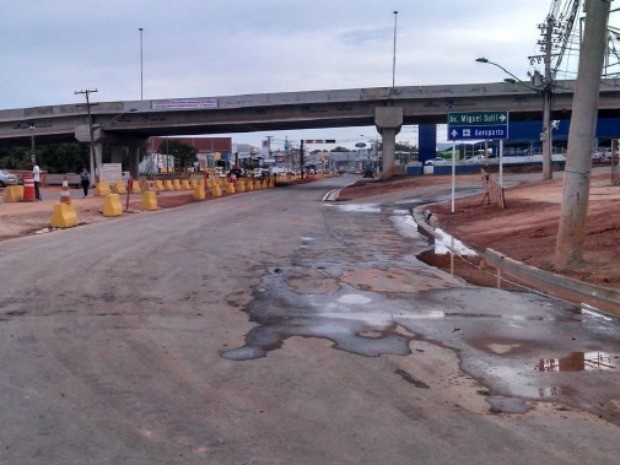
[129, 146, 140, 179]
[418, 124, 437, 165]
[94, 140, 103, 183]
[375, 107, 403, 180]
[110, 146, 124, 164]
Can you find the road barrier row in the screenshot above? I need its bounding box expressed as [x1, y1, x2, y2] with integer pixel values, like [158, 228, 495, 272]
[3, 172, 339, 230]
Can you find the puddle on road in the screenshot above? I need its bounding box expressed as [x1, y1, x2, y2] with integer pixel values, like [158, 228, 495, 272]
[329, 203, 382, 214]
[221, 204, 620, 422]
[535, 352, 618, 372]
[433, 229, 477, 256]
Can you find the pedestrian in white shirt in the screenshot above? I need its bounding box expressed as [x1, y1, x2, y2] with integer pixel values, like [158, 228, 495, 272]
[32, 163, 41, 201]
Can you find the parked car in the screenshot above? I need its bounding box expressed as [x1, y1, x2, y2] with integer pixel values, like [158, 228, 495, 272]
[592, 148, 613, 163]
[424, 157, 448, 166]
[463, 155, 487, 164]
[0, 169, 21, 187]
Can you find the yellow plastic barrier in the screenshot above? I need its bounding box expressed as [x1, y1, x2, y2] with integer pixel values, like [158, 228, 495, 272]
[193, 185, 206, 200]
[237, 180, 246, 193]
[164, 180, 174, 191]
[130, 181, 142, 193]
[94, 182, 111, 197]
[226, 183, 236, 194]
[155, 180, 164, 191]
[4, 185, 23, 202]
[112, 181, 127, 194]
[189, 179, 198, 189]
[254, 180, 262, 190]
[103, 193, 123, 217]
[142, 191, 157, 211]
[51, 203, 78, 228]
[211, 184, 222, 197]
[246, 179, 254, 191]
[181, 179, 191, 190]
[172, 179, 182, 190]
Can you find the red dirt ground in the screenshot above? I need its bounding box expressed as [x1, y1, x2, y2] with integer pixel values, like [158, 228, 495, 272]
[339, 171, 620, 291]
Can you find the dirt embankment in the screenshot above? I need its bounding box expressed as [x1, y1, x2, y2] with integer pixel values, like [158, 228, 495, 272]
[339, 172, 620, 291]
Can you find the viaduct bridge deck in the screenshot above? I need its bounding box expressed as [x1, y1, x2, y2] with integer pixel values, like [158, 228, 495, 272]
[1, 79, 620, 147]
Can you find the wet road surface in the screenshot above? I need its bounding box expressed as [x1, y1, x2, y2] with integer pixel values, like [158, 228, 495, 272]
[0, 175, 618, 464]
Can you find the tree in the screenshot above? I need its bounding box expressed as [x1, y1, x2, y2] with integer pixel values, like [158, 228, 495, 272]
[159, 139, 198, 170]
[0, 143, 89, 173]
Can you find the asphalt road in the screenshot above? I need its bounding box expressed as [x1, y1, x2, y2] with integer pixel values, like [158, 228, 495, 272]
[0, 175, 619, 465]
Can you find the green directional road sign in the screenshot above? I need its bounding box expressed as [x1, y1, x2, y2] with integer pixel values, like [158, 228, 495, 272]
[447, 110, 509, 140]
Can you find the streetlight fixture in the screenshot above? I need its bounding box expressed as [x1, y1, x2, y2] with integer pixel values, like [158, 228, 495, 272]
[476, 56, 554, 179]
[28, 122, 36, 164]
[139, 27, 144, 100]
[392, 11, 398, 87]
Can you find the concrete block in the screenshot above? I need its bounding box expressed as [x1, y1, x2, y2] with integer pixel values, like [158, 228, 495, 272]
[51, 203, 78, 228]
[113, 181, 127, 194]
[142, 191, 157, 211]
[193, 185, 206, 200]
[103, 193, 123, 217]
[4, 185, 23, 202]
[94, 182, 111, 197]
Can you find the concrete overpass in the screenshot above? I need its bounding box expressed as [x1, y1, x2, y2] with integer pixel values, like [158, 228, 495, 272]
[2, 79, 620, 177]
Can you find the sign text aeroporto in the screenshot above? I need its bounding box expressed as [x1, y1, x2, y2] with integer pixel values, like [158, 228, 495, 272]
[447, 110, 509, 140]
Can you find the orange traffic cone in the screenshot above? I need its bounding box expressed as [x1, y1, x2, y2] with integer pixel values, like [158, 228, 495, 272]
[60, 176, 71, 204]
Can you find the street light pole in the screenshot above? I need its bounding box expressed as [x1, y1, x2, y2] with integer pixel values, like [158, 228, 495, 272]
[28, 122, 36, 164]
[139, 27, 144, 100]
[392, 11, 398, 87]
[75, 88, 99, 187]
[476, 56, 553, 180]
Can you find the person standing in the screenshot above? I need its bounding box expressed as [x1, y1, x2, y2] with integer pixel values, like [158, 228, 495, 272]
[32, 162, 41, 201]
[80, 166, 90, 197]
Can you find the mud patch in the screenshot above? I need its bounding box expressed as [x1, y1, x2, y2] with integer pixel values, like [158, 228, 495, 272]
[341, 266, 462, 293]
[487, 396, 533, 414]
[394, 368, 430, 388]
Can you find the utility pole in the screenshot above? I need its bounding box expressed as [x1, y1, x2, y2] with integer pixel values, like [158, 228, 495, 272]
[75, 89, 99, 187]
[542, 15, 554, 180]
[300, 140, 305, 179]
[529, 14, 555, 180]
[554, 0, 611, 270]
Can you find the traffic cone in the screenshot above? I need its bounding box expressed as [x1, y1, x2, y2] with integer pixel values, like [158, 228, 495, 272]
[60, 176, 71, 204]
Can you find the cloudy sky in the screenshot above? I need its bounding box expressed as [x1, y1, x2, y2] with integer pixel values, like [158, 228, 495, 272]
[0, 0, 582, 148]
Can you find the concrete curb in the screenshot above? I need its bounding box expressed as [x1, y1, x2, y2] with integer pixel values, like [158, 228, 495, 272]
[411, 205, 620, 316]
[483, 248, 620, 315]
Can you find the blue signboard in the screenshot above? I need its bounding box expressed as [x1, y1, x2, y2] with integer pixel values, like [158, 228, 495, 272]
[448, 111, 509, 140]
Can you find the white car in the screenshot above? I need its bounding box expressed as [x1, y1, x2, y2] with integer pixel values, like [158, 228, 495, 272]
[0, 169, 21, 187]
[463, 155, 487, 163]
[424, 157, 448, 166]
[592, 149, 612, 163]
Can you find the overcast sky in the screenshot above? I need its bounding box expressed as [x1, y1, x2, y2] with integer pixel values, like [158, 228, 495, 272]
[0, 0, 587, 149]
